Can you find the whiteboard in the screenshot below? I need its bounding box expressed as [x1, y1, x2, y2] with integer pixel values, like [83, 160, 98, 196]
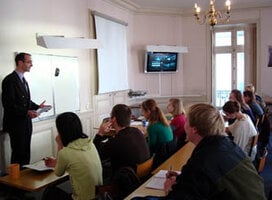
[25, 54, 80, 119]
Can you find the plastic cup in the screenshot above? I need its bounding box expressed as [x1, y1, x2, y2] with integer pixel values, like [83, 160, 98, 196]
[8, 163, 20, 179]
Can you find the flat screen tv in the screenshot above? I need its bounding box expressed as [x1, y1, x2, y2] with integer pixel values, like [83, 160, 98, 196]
[144, 52, 178, 73]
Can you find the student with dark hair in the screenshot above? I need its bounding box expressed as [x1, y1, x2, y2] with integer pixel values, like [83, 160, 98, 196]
[245, 83, 266, 111]
[222, 101, 257, 160]
[93, 104, 150, 178]
[43, 112, 103, 200]
[243, 90, 264, 119]
[229, 89, 256, 124]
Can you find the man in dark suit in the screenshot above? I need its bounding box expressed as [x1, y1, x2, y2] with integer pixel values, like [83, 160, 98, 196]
[1, 52, 45, 167]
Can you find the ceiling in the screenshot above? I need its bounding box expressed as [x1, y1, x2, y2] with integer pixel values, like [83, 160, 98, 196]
[110, 0, 272, 15]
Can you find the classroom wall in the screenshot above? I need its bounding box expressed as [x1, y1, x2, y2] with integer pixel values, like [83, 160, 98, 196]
[260, 8, 272, 97]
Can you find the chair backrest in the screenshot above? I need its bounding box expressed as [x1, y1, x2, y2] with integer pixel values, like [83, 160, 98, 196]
[248, 134, 258, 157]
[136, 156, 154, 179]
[257, 148, 268, 174]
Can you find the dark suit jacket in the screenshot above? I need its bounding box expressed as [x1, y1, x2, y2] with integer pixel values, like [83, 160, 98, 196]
[1, 71, 39, 132]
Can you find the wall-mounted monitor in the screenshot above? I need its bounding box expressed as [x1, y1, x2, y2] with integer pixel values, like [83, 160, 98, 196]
[144, 52, 178, 73]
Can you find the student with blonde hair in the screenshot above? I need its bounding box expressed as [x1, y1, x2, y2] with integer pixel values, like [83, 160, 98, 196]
[167, 98, 186, 148]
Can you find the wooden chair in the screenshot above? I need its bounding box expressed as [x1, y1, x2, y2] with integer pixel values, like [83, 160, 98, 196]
[257, 148, 268, 174]
[136, 156, 154, 181]
[248, 134, 258, 157]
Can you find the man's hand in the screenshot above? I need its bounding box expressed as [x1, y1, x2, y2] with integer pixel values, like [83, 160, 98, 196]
[27, 110, 39, 118]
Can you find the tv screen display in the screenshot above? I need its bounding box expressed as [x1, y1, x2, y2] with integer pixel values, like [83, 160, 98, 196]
[145, 52, 178, 73]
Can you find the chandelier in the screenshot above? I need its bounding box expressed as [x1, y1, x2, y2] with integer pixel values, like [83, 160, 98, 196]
[194, 0, 231, 27]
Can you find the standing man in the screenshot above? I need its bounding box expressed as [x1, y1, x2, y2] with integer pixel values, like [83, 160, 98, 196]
[2, 52, 47, 167]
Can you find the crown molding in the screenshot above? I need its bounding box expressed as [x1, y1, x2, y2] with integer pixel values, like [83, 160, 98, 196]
[104, 0, 272, 16]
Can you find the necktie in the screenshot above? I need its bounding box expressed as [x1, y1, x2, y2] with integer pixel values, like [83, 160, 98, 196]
[22, 77, 28, 93]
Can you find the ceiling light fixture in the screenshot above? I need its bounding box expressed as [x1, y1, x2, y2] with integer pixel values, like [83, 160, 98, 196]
[194, 0, 231, 27]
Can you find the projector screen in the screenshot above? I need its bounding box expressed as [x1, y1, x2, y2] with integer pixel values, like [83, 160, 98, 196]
[93, 12, 129, 94]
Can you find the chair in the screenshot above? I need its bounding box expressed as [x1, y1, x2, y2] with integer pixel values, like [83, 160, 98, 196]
[257, 148, 268, 174]
[152, 138, 178, 169]
[136, 156, 154, 181]
[248, 134, 258, 157]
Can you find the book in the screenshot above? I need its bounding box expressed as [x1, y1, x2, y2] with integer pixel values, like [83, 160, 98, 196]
[23, 160, 54, 171]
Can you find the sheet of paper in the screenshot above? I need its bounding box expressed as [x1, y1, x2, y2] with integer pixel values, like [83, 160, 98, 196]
[23, 160, 54, 171]
[146, 176, 165, 190]
[145, 170, 181, 190]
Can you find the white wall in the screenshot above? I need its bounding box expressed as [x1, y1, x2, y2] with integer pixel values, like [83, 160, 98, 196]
[260, 8, 272, 97]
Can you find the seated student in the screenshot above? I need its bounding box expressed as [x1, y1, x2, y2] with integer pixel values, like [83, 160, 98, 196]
[245, 83, 266, 112]
[166, 98, 186, 148]
[141, 99, 173, 155]
[243, 89, 270, 154]
[142, 99, 174, 169]
[243, 90, 264, 120]
[43, 112, 103, 200]
[229, 89, 256, 124]
[222, 101, 258, 161]
[93, 104, 150, 179]
[160, 103, 265, 200]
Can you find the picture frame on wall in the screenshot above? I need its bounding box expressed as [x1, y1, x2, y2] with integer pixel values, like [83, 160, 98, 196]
[268, 46, 272, 67]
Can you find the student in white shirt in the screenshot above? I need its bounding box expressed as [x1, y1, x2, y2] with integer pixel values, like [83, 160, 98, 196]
[222, 101, 257, 161]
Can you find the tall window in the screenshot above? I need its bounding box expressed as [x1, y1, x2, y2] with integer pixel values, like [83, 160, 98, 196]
[212, 24, 256, 107]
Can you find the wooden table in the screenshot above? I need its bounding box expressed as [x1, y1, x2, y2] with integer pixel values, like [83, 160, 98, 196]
[125, 142, 195, 199]
[0, 168, 68, 192]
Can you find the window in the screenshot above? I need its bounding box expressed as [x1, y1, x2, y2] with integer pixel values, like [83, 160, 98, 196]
[212, 24, 256, 107]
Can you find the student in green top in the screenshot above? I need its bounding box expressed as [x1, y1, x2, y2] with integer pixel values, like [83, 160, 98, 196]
[141, 99, 173, 154]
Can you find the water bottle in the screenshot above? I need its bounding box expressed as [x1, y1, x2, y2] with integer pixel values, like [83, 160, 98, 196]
[142, 120, 146, 127]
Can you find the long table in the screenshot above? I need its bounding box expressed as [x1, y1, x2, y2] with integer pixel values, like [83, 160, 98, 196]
[125, 142, 195, 199]
[0, 168, 68, 192]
